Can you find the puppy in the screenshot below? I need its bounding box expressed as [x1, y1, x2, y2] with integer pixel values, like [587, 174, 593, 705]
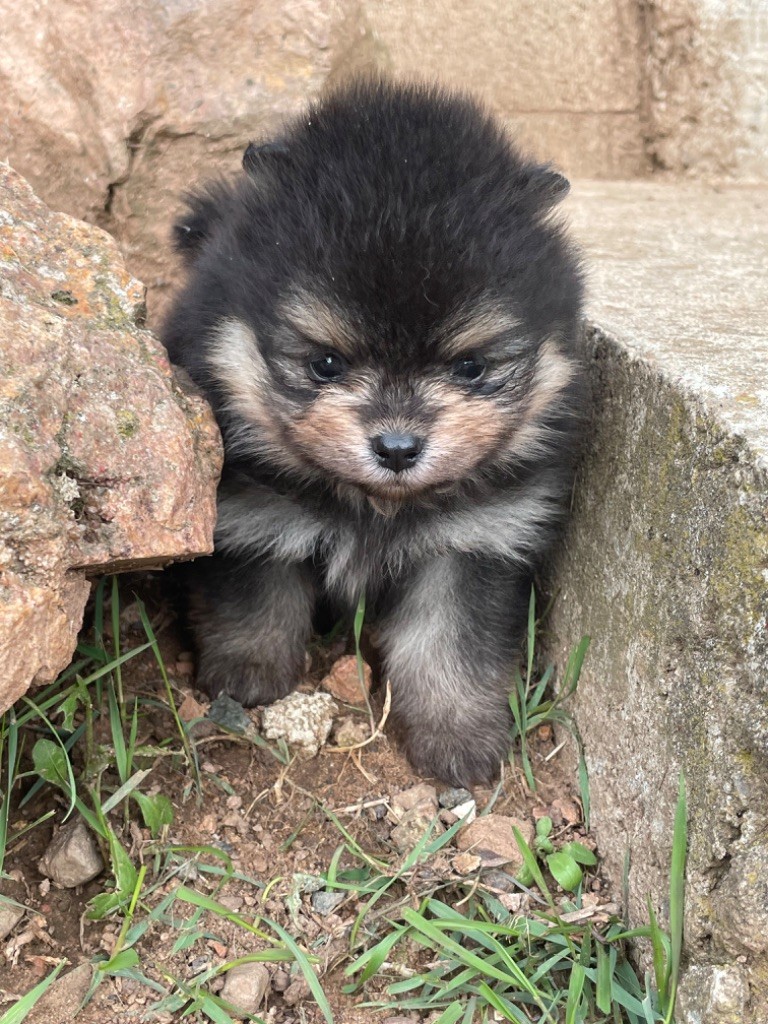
[162, 79, 584, 787]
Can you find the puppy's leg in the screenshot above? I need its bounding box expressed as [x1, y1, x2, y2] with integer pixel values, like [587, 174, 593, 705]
[182, 553, 315, 706]
[379, 555, 527, 787]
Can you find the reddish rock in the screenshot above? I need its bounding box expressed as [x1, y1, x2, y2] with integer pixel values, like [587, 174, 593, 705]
[456, 814, 534, 872]
[0, 166, 222, 712]
[320, 654, 372, 705]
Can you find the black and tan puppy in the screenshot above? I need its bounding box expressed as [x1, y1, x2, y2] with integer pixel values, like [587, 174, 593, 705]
[162, 79, 584, 787]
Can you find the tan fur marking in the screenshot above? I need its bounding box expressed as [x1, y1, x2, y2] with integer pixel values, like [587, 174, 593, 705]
[281, 290, 360, 357]
[509, 339, 576, 459]
[438, 301, 522, 358]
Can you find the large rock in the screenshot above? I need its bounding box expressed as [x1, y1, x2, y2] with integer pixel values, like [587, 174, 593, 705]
[0, 0, 376, 324]
[0, 165, 222, 712]
[549, 181, 768, 1021]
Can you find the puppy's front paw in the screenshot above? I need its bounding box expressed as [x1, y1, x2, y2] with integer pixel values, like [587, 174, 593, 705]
[399, 711, 512, 788]
[196, 651, 302, 708]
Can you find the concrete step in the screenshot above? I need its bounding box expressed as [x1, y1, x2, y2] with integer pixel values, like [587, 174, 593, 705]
[551, 181, 768, 1023]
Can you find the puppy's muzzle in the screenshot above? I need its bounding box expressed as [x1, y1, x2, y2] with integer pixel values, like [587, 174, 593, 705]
[371, 432, 424, 474]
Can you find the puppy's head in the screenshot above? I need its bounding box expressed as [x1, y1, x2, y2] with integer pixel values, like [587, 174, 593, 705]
[164, 80, 583, 507]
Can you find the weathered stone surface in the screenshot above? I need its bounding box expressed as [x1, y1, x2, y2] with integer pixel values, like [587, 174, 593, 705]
[455, 815, 533, 872]
[643, 1, 768, 181]
[320, 654, 372, 704]
[262, 691, 338, 756]
[0, 165, 221, 711]
[549, 181, 768, 1021]
[220, 962, 270, 1019]
[0, 0, 376, 324]
[38, 819, 104, 888]
[362, 0, 645, 179]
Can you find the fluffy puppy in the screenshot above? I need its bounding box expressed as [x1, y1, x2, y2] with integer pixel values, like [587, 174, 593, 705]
[162, 78, 584, 787]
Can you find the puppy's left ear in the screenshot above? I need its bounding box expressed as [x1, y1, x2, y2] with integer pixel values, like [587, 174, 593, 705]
[527, 165, 570, 210]
[242, 140, 292, 177]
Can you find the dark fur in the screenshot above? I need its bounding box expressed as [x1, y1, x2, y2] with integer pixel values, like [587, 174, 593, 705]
[162, 79, 584, 786]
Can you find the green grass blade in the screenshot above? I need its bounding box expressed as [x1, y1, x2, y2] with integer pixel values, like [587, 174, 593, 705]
[664, 774, 687, 1023]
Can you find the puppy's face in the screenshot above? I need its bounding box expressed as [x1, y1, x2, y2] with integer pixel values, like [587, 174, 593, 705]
[208, 288, 576, 505]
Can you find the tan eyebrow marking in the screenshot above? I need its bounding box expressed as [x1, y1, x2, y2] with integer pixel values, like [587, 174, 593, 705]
[280, 289, 359, 358]
[437, 301, 523, 359]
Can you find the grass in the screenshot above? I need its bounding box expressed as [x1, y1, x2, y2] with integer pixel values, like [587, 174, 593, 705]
[0, 578, 687, 1024]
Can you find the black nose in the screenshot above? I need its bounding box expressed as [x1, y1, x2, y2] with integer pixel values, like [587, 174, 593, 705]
[371, 432, 424, 474]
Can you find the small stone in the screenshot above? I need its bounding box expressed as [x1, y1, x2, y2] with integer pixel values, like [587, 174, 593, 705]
[262, 691, 337, 756]
[178, 693, 207, 721]
[220, 963, 270, 1018]
[272, 968, 290, 992]
[0, 901, 24, 940]
[455, 814, 534, 872]
[391, 807, 442, 853]
[311, 890, 346, 916]
[452, 799, 477, 824]
[438, 787, 472, 810]
[499, 892, 524, 913]
[333, 717, 370, 747]
[208, 694, 251, 734]
[283, 978, 311, 1006]
[391, 783, 439, 818]
[38, 819, 104, 888]
[482, 869, 519, 894]
[320, 655, 372, 704]
[453, 852, 482, 875]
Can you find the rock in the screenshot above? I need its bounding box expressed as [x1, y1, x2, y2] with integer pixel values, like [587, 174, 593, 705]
[0, 901, 24, 940]
[452, 799, 477, 824]
[453, 852, 482, 875]
[219, 963, 270, 1019]
[208, 694, 251, 735]
[38, 819, 104, 888]
[390, 806, 442, 854]
[551, 183, 768, 1020]
[455, 815, 534, 872]
[0, 165, 221, 713]
[271, 968, 290, 993]
[177, 693, 207, 722]
[283, 978, 311, 1007]
[262, 692, 337, 757]
[438, 787, 472, 810]
[391, 784, 439, 818]
[25, 963, 95, 1024]
[311, 890, 345, 916]
[332, 716, 370, 747]
[320, 655, 372, 705]
[481, 869, 520, 894]
[677, 965, 751, 1024]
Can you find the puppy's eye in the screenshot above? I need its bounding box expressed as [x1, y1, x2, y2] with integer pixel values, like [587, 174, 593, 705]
[451, 354, 486, 382]
[309, 351, 348, 382]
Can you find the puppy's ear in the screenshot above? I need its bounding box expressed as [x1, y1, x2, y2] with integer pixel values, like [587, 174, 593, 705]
[527, 165, 570, 210]
[173, 185, 229, 263]
[242, 140, 291, 177]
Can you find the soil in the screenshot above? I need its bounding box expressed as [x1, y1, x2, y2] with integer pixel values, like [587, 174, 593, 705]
[0, 577, 603, 1024]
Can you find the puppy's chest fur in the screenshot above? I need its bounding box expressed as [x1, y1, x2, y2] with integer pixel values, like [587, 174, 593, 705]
[214, 470, 563, 607]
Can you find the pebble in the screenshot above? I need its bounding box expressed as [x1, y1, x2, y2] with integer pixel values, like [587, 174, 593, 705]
[455, 814, 534, 872]
[391, 783, 439, 817]
[283, 978, 311, 1006]
[220, 963, 270, 1018]
[272, 968, 290, 992]
[482, 869, 520, 894]
[311, 890, 346, 916]
[391, 807, 442, 853]
[438, 787, 472, 809]
[38, 819, 104, 888]
[262, 692, 338, 756]
[453, 852, 482, 875]
[333, 717, 370, 747]
[320, 655, 372, 704]
[208, 694, 251, 735]
[452, 798, 477, 824]
[0, 902, 24, 940]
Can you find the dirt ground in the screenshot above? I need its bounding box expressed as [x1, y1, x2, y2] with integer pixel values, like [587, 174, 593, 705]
[1, 578, 603, 1024]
